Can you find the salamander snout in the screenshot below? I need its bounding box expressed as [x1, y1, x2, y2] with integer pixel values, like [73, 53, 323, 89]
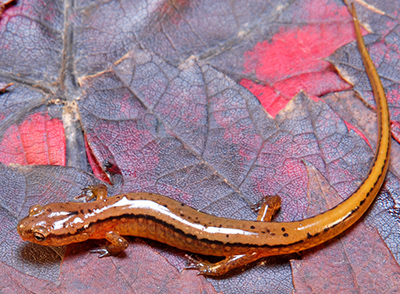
[17, 218, 31, 241]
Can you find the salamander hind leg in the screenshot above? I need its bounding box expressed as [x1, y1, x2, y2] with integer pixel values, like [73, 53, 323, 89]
[185, 197, 281, 276]
[186, 252, 264, 276]
[91, 231, 129, 257]
[75, 184, 108, 201]
[251, 195, 281, 222]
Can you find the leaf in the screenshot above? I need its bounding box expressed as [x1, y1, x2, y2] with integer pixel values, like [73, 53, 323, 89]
[1, 0, 400, 293]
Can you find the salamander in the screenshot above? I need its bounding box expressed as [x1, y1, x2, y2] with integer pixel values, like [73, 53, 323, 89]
[17, 5, 391, 276]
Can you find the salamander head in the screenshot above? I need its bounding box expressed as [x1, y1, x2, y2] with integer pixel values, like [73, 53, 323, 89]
[17, 202, 93, 246]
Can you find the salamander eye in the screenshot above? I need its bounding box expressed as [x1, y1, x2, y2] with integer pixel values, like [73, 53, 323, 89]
[32, 226, 49, 242]
[34, 232, 45, 241]
[29, 205, 43, 216]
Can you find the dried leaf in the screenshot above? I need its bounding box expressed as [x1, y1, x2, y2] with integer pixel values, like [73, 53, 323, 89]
[1, 0, 400, 293]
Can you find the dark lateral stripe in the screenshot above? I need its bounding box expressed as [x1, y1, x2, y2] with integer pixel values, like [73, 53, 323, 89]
[59, 213, 307, 251]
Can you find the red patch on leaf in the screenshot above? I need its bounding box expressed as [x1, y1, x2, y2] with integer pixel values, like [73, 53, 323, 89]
[391, 121, 400, 143]
[343, 120, 371, 149]
[0, 112, 65, 165]
[240, 0, 354, 116]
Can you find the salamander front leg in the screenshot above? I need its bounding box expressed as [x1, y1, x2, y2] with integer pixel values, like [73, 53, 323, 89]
[91, 231, 129, 257]
[76, 184, 108, 201]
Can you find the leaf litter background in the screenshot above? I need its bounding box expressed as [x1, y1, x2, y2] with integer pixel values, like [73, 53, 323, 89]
[1, 0, 400, 293]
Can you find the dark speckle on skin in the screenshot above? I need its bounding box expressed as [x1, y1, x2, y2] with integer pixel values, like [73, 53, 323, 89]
[250, 225, 255, 229]
[283, 233, 289, 237]
[80, 209, 84, 214]
[281, 227, 286, 232]
[181, 203, 185, 207]
[350, 207, 359, 215]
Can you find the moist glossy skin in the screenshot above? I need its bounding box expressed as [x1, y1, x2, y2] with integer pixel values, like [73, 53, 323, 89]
[17, 6, 391, 276]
